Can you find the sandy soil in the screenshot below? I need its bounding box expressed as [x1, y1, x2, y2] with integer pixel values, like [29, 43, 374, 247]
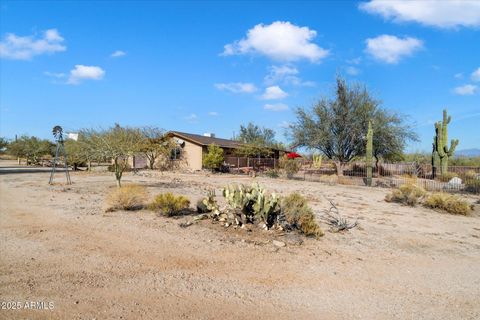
[1, 159, 479, 319]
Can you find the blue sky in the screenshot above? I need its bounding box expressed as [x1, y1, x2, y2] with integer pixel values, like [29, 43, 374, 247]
[1, 0, 479, 152]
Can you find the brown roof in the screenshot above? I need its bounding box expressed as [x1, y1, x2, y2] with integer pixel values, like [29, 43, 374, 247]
[167, 131, 243, 149]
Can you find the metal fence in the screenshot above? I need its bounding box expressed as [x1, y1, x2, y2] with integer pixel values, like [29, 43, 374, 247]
[223, 157, 480, 194]
[301, 161, 480, 194]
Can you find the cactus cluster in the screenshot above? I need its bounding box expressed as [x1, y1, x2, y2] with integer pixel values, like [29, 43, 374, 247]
[197, 183, 323, 238]
[313, 154, 322, 169]
[366, 121, 373, 186]
[222, 183, 280, 227]
[197, 189, 221, 216]
[432, 109, 459, 176]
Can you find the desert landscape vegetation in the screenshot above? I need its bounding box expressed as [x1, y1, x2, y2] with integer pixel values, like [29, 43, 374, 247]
[1, 77, 479, 319]
[2, 1, 480, 319]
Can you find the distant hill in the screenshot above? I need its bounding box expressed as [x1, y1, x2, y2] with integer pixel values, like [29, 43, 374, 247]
[456, 149, 480, 157]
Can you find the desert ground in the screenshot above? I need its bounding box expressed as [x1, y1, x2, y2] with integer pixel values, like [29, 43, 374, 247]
[1, 159, 479, 319]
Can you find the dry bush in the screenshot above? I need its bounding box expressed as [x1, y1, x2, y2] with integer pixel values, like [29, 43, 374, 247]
[281, 193, 324, 238]
[465, 179, 480, 194]
[318, 174, 337, 185]
[337, 176, 356, 185]
[106, 184, 148, 211]
[423, 193, 473, 215]
[385, 183, 426, 206]
[149, 192, 190, 216]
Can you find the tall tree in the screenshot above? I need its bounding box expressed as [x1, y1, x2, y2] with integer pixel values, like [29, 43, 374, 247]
[83, 124, 144, 187]
[7, 135, 52, 165]
[290, 76, 417, 175]
[371, 109, 418, 167]
[235, 122, 280, 157]
[0, 137, 8, 152]
[140, 127, 174, 169]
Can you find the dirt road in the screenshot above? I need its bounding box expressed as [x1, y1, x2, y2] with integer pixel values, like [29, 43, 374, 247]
[1, 160, 479, 319]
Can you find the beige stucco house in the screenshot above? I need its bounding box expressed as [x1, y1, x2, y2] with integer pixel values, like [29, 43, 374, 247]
[129, 131, 287, 171]
[166, 131, 244, 170]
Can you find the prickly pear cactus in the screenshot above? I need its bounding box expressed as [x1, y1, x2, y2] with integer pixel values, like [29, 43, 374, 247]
[222, 183, 281, 228]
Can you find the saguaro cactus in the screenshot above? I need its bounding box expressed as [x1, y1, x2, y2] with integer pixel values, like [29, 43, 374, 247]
[366, 121, 373, 186]
[432, 109, 459, 175]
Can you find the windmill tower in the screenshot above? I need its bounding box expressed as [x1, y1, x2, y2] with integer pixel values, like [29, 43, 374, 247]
[49, 125, 72, 185]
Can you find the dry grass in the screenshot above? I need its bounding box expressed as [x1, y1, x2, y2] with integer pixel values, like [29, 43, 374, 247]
[423, 193, 473, 215]
[105, 184, 148, 212]
[282, 193, 324, 238]
[385, 183, 426, 206]
[149, 192, 190, 217]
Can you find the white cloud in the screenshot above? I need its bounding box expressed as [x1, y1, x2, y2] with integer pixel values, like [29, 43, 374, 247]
[345, 66, 360, 76]
[208, 111, 219, 116]
[454, 73, 464, 79]
[471, 67, 480, 82]
[365, 34, 423, 64]
[453, 84, 477, 95]
[0, 28, 66, 60]
[359, 0, 480, 28]
[347, 57, 362, 65]
[263, 64, 315, 87]
[111, 50, 126, 58]
[264, 65, 298, 84]
[67, 65, 105, 85]
[214, 82, 257, 93]
[264, 103, 288, 111]
[44, 71, 66, 78]
[185, 113, 198, 123]
[261, 86, 288, 100]
[222, 21, 329, 62]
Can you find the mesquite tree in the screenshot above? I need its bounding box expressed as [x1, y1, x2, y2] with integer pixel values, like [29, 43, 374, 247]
[83, 124, 144, 187]
[432, 109, 459, 176]
[140, 127, 174, 169]
[290, 76, 417, 175]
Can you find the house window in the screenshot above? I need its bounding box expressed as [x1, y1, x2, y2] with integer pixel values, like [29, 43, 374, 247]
[170, 147, 182, 160]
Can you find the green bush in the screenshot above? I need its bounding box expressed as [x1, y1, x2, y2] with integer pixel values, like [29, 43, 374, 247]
[264, 169, 280, 178]
[281, 193, 324, 238]
[465, 179, 480, 194]
[423, 193, 473, 215]
[202, 143, 224, 171]
[149, 193, 190, 216]
[279, 157, 301, 178]
[385, 183, 426, 206]
[106, 184, 148, 211]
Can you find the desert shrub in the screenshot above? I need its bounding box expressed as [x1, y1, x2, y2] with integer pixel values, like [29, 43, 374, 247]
[281, 193, 323, 238]
[149, 193, 190, 216]
[385, 183, 426, 206]
[423, 193, 473, 215]
[279, 156, 301, 178]
[465, 179, 480, 194]
[202, 144, 224, 171]
[106, 184, 148, 211]
[437, 172, 458, 182]
[264, 169, 280, 178]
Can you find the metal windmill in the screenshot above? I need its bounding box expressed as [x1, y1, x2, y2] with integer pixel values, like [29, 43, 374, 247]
[49, 125, 72, 185]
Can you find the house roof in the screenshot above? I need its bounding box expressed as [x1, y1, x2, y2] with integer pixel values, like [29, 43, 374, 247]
[167, 131, 243, 149]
